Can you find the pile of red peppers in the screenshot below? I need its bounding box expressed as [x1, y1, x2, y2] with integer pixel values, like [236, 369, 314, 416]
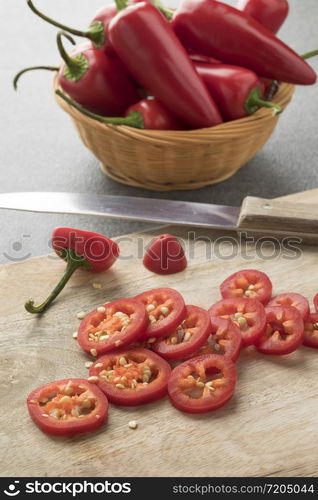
[14, 0, 317, 130]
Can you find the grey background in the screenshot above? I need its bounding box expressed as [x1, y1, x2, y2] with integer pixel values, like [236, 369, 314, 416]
[0, 0, 317, 265]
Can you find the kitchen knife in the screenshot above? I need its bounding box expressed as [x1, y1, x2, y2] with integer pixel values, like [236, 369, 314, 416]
[0, 191, 318, 242]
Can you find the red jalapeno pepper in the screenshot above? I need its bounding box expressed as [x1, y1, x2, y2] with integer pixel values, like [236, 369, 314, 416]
[25, 227, 119, 314]
[237, 0, 289, 34]
[195, 63, 280, 121]
[172, 0, 316, 85]
[109, 1, 223, 129]
[14, 31, 140, 116]
[125, 99, 187, 130]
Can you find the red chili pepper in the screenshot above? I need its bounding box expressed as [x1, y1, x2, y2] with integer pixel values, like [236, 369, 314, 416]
[195, 63, 280, 121]
[25, 227, 119, 314]
[109, 1, 223, 129]
[14, 31, 140, 116]
[172, 0, 316, 85]
[126, 99, 187, 130]
[237, 0, 289, 34]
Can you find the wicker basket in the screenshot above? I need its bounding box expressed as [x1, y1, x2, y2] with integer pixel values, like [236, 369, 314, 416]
[54, 77, 294, 191]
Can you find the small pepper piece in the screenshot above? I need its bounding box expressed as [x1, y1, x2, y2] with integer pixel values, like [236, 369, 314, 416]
[25, 228, 119, 314]
[143, 234, 187, 275]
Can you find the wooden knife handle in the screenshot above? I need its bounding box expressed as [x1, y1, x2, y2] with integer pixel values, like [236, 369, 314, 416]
[237, 196, 318, 242]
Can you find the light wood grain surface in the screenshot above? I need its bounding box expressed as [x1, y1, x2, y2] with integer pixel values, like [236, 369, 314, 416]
[1, 189, 318, 478]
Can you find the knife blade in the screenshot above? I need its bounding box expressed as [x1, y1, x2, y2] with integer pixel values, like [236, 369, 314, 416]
[0, 192, 240, 230]
[1, 191, 318, 242]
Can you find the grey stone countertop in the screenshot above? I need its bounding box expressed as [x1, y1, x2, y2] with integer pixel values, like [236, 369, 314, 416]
[0, 0, 317, 265]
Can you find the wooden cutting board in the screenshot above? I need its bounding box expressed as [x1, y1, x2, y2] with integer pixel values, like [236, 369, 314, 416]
[1, 188, 318, 478]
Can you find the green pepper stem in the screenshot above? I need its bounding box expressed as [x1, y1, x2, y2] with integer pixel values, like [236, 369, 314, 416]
[13, 66, 59, 90]
[115, 0, 128, 11]
[246, 87, 281, 116]
[301, 49, 318, 60]
[57, 31, 89, 82]
[56, 31, 76, 69]
[25, 249, 90, 314]
[55, 89, 145, 129]
[27, 0, 105, 47]
[152, 0, 174, 20]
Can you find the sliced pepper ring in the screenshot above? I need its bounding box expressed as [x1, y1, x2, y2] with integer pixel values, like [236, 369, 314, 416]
[267, 293, 310, 321]
[220, 269, 272, 305]
[152, 305, 211, 361]
[77, 298, 148, 356]
[89, 347, 171, 406]
[27, 378, 108, 436]
[209, 297, 266, 346]
[135, 287, 186, 340]
[304, 313, 318, 349]
[256, 305, 305, 355]
[188, 317, 242, 362]
[168, 354, 237, 414]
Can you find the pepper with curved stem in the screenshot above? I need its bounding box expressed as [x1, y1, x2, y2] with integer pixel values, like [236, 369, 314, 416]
[27, 0, 174, 55]
[55, 31, 140, 115]
[27, 0, 105, 48]
[25, 227, 120, 314]
[55, 90, 144, 129]
[13, 31, 140, 116]
[25, 249, 90, 314]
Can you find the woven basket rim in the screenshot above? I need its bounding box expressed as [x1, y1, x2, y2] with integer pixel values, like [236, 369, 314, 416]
[53, 75, 294, 139]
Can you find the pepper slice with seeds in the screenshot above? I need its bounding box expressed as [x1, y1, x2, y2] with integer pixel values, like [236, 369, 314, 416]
[267, 293, 310, 321]
[152, 305, 211, 361]
[209, 297, 266, 346]
[77, 298, 148, 356]
[220, 269, 272, 305]
[168, 354, 236, 414]
[89, 348, 171, 406]
[187, 317, 242, 362]
[135, 287, 186, 340]
[256, 305, 304, 355]
[27, 378, 108, 436]
[304, 313, 318, 349]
